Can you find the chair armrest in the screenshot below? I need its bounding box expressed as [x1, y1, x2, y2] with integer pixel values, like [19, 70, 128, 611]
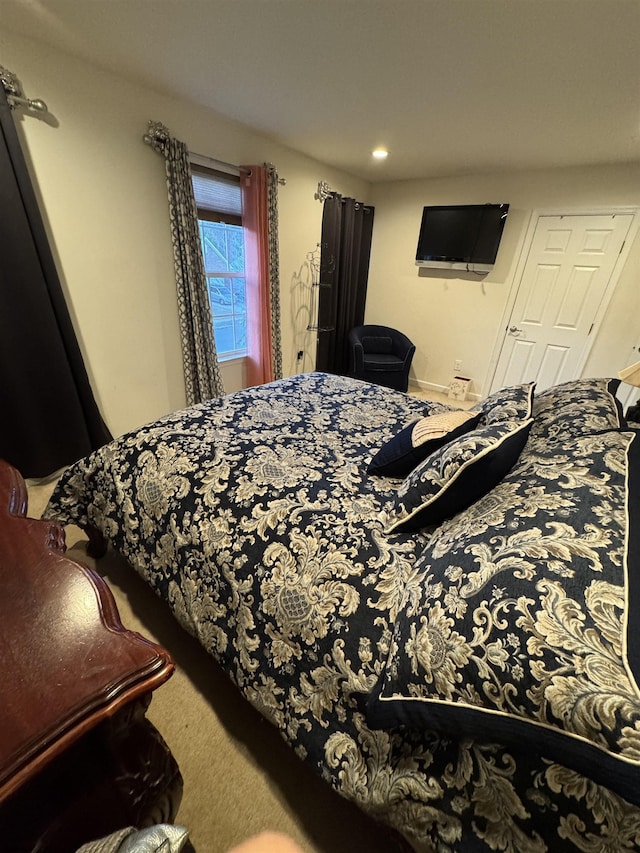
[390, 332, 415, 361]
[401, 343, 416, 367]
[351, 341, 365, 373]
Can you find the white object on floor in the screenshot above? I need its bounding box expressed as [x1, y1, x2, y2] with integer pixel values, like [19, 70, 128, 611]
[448, 376, 471, 401]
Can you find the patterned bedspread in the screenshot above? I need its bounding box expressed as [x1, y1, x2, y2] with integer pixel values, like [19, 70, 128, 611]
[45, 373, 640, 853]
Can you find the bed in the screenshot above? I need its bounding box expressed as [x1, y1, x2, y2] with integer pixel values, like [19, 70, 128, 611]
[45, 371, 640, 852]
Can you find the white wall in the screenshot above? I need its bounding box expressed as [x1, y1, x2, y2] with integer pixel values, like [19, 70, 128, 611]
[0, 29, 369, 437]
[368, 164, 640, 397]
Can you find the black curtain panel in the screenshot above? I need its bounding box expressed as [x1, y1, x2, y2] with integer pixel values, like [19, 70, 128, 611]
[0, 86, 111, 479]
[316, 194, 374, 375]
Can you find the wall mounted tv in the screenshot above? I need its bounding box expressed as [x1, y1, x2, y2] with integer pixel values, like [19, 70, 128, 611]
[415, 203, 510, 272]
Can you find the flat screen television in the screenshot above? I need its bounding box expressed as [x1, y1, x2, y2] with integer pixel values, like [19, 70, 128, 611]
[415, 203, 509, 272]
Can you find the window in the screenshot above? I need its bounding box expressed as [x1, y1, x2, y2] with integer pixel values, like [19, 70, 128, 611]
[192, 165, 246, 359]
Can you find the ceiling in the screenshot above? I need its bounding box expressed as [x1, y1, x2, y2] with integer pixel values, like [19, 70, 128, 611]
[2, 0, 639, 182]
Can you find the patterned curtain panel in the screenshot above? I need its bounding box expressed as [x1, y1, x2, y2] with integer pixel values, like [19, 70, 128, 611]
[267, 165, 283, 380]
[241, 164, 283, 386]
[144, 121, 224, 405]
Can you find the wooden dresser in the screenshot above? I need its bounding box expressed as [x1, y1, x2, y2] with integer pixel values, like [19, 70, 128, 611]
[0, 460, 182, 851]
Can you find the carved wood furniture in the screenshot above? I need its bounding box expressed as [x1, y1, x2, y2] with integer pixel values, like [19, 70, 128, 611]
[0, 459, 182, 852]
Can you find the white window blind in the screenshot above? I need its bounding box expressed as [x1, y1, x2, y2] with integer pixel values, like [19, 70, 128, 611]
[191, 167, 242, 220]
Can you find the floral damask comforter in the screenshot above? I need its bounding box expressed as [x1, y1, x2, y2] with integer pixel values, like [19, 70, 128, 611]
[45, 373, 640, 853]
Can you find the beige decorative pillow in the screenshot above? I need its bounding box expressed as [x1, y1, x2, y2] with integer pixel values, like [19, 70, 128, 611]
[411, 409, 477, 444]
[368, 408, 481, 477]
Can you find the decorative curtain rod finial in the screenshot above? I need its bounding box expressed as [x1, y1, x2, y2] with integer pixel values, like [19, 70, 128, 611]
[143, 119, 171, 152]
[0, 65, 20, 99]
[264, 161, 286, 186]
[314, 181, 333, 202]
[0, 65, 48, 113]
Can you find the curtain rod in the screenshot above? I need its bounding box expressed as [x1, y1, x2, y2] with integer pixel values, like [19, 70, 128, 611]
[191, 151, 286, 185]
[144, 123, 286, 185]
[314, 180, 370, 209]
[314, 181, 372, 211]
[190, 151, 246, 176]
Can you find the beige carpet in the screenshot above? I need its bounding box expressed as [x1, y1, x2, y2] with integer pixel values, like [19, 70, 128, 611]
[27, 479, 411, 853]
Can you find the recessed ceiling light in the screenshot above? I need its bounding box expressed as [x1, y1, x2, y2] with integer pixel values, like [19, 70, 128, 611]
[372, 148, 389, 160]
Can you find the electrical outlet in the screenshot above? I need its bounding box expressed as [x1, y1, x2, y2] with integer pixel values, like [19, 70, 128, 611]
[297, 350, 304, 361]
[454, 359, 462, 371]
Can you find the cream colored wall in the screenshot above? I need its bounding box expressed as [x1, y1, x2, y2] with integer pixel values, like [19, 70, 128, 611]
[0, 29, 369, 437]
[5, 28, 639, 431]
[368, 164, 640, 397]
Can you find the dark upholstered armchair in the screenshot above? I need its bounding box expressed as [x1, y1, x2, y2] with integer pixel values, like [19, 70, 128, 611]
[348, 324, 416, 392]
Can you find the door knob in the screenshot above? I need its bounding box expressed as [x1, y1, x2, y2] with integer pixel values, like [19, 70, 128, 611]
[509, 325, 523, 336]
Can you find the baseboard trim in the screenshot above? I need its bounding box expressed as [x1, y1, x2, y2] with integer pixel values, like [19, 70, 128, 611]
[409, 379, 481, 403]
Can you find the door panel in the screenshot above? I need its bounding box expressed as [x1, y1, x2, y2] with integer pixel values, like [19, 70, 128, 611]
[522, 265, 557, 324]
[493, 213, 633, 392]
[537, 344, 570, 388]
[502, 339, 535, 383]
